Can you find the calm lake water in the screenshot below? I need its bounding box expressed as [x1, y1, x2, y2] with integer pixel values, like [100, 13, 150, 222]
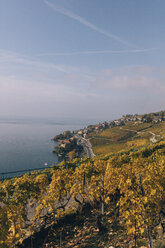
[0, 118, 92, 174]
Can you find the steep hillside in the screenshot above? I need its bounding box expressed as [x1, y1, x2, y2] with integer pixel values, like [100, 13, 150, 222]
[90, 121, 165, 155]
[0, 142, 164, 248]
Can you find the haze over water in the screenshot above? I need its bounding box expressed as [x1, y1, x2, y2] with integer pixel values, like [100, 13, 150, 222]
[0, 117, 93, 174]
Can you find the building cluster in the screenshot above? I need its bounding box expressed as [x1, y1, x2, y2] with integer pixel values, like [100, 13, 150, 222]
[53, 131, 83, 159]
[74, 111, 165, 137]
[58, 136, 76, 149]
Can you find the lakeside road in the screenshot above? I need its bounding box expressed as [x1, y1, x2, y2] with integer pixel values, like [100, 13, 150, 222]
[75, 135, 95, 159]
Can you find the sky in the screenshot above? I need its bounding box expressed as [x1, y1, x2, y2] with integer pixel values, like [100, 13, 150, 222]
[0, 0, 165, 122]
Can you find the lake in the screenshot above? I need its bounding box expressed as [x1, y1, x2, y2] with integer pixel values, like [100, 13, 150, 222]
[0, 117, 92, 175]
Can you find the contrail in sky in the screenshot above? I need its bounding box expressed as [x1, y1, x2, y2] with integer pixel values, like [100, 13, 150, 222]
[43, 0, 136, 48]
[37, 48, 159, 57]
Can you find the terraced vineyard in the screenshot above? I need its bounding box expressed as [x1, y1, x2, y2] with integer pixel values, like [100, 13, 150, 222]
[0, 141, 165, 247]
[90, 121, 165, 155]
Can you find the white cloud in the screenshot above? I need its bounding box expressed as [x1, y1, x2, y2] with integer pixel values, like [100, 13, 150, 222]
[92, 66, 165, 91]
[0, 49, 94, 88]
[0, 49, 164, 119]
[0, 49, 79, 74]
[0, 74, 98, 117]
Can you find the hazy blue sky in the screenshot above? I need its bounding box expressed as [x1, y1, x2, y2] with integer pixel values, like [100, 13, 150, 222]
[0, 0, 165, 121]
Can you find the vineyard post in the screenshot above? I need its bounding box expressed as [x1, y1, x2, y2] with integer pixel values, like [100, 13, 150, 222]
[1, 173, 4, 182]
[138, 174, 153, 248]
[147, 226, 153, 248]
[101, 175, 104, 222]
[48, 168, 51, 181]
[60, 231, 62, 247]
[83, 172, 86, 187]
[134, 217, 137, 248]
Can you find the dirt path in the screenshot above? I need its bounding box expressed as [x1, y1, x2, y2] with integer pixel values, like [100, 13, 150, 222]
[149, 132, 158, 143]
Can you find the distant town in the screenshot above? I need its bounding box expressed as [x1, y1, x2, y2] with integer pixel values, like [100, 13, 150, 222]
[53, 110, 165, 160]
